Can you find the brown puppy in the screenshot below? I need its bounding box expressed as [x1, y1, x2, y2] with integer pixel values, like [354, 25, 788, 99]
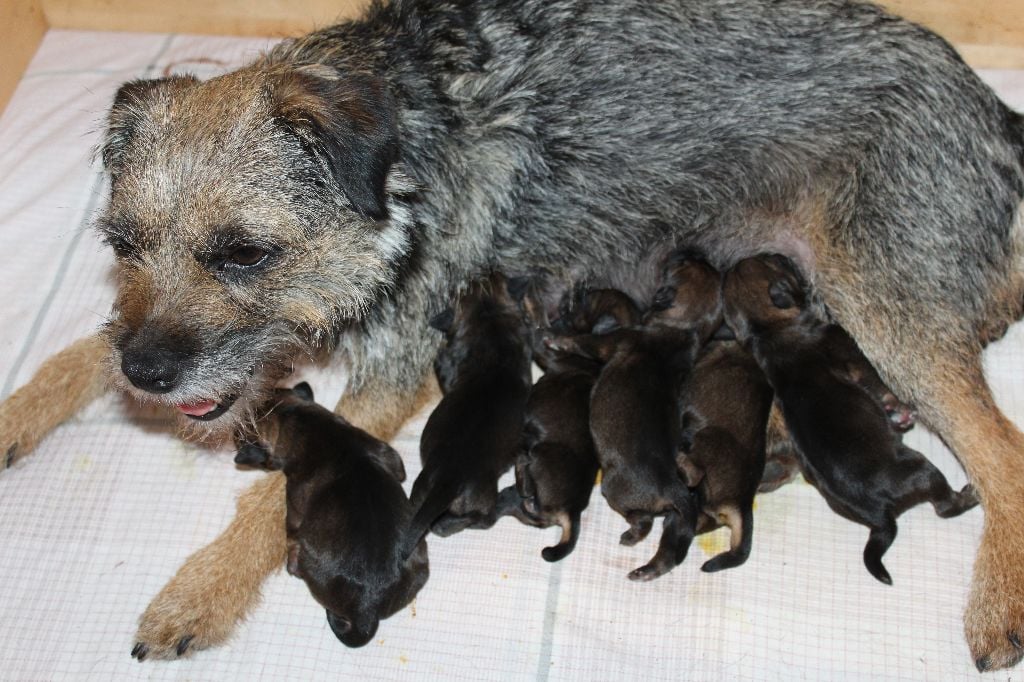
[405, 274, 534, 550]
[548, 254, 722, 581]
[230, 383, 428, 649]
[500, 288, 641, 561]
[677, 339, 774, 572]
[723, 255, 979, 585]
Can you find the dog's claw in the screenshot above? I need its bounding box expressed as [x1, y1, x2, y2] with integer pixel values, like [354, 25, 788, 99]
[131, 642, 149, 661]
[176, 635, 194, 657]
[975, 655, 992, 673]
[5, 444, 16, 469]
[1009, 632, 1022, 650]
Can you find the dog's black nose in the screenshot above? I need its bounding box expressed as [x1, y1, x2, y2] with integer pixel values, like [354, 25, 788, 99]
[121, 347, 184, 393]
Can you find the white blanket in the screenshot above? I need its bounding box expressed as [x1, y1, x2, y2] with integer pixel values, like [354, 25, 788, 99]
[1, 29, 1023, 681]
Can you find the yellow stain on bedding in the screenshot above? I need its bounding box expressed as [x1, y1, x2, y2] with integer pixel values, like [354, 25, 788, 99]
[72, 454, 93, 471]
[697, 528, 730, 557]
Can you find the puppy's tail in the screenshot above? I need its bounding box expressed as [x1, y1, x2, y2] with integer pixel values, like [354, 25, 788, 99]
[541, 510, 582, 562]
[701, 504, 754, 573]
[403, 473, 463, 560]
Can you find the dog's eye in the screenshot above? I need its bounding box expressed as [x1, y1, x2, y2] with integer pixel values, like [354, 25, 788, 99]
[105, 236, 138, 261]
[226, 246, 268, 268]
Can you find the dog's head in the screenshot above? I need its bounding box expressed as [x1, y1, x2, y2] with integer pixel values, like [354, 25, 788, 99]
[96, 62, 413, 435]
[722, 254, 812, 339]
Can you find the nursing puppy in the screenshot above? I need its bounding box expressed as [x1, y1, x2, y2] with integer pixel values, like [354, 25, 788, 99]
[501, 288, 641, 561]
[677, 339, 774, 572]
[3, 0, 1024, 667]
[723, 255, 979, 585]
[406, 274, 533, 549]
[231, 383, 428, 649]
[548, 255, 721, 580]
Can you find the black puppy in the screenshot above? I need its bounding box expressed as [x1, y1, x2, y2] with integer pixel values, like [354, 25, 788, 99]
[234, 382, 428, 647]
[499, 288, 641, 561]
[405, 273, 534, 549]
[548, 254, 721, 581]
[677, 339, 774, 572]
[723, 255, 978, 585]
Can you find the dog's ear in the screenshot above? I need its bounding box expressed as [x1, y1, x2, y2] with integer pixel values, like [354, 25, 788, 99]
[428, 308, 455, 332]
[235, 441, 274, 468]
[650, 285, 677, 311]
[768, 278, 802, 309]
[102, 76, 198, 180]
[291, 381, 315, 402]
[272, 65, 399, 221]
[505, 276, 532, 303]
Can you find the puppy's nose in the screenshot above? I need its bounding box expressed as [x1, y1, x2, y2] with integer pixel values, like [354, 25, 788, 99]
[121, 347, 184, 393]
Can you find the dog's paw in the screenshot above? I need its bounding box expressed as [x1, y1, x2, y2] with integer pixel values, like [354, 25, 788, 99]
[965, 527, 1024, 672]
[132, 545, 261, 660]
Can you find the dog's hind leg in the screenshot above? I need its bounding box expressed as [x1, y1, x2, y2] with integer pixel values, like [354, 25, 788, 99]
[862, 347, 1024, 670]
[628, 511, 694, 582]
[619, 511, 654, 546]
[0, 333, 109, 468]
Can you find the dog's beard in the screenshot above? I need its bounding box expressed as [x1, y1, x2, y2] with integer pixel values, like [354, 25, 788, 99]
[104, 321, 331, 443]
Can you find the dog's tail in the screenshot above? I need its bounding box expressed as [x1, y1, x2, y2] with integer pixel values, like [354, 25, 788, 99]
[701, 504, 754, 573]
[541, 509, 582, 562]
[402, 472, 463, 560]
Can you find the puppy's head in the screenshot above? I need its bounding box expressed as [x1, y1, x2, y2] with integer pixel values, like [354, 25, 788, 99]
[288, 482, 428, 648]
[645, 252, 723, 337]
[551, 287, 641, 336]
[97, 62, 413, 438]
[232, 382, 315, 469]
[722, 255, 810, 339]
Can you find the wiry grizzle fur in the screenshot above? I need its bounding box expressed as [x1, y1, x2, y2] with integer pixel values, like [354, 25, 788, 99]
[2, 0, 1024, 668]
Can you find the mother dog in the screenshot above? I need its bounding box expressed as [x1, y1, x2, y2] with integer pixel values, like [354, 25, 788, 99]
[1, 0, 1022, 670]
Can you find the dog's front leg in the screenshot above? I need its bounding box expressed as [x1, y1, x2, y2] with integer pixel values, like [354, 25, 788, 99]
[132, 472, 287, 660]
[132, 367, 439, 659]
[0, 333, 109, 468]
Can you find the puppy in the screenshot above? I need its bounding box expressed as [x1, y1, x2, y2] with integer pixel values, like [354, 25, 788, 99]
[406, 273, 534, 549]
[723, 255, 979, 585]
[548, 254, 721, 580]
[234, 382, 428, 648]
[500, 287, 641, 561]
[677, 339, 774, 572]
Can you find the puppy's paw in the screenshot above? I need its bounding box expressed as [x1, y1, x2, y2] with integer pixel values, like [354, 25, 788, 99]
[965, 527, 1024, 671]
[627, 564, 664, 582]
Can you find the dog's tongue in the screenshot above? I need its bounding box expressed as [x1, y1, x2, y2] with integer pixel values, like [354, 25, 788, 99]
[177, 400, 218, 417]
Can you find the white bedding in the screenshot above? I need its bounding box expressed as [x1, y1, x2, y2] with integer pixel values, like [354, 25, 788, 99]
[1, 29, 1023, 681]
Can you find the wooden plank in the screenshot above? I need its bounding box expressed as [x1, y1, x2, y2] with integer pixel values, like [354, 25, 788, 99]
[882, 0, 1024, 68]
[0, 0, 48, 117]
[40, 0, 370, 38]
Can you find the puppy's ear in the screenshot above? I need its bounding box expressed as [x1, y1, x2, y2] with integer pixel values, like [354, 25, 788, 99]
[428, 308, 455, 332]
[371, 441, 407, 483]
[590, 313, 620, 335]
[102, 76, 198, 180]
[291, 381, 315, 402]
[272, 65, 399, 221]
[650, 285, 677, 311]
[768, 279, 801, 309]
[505, 276, 532, 303]
[235, 442, 273, 468]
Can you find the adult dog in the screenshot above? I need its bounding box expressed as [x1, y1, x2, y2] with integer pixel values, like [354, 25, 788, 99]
[0, 0, 1022, 670]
